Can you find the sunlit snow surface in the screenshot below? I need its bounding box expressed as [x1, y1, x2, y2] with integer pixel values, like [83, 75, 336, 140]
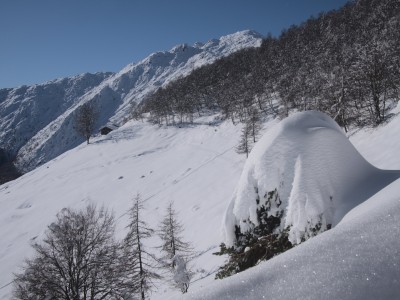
[1, 109, 400, 299]
[0, 115, 245, 299]
[187, 179, 400, 300]
[185, 111, 400, 300]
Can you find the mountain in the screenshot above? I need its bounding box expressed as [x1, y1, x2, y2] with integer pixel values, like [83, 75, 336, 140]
[0, 72, 113, 159]
[0, 30, 262, 174]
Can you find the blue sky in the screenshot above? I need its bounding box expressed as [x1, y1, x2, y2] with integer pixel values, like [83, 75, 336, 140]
[0, 0, 349, 89]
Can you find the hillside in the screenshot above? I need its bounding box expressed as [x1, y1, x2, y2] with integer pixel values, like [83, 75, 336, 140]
[0, 113, 247, 299]
[1, 105, 400, 299]
[0, 30, 262, 174]
[184, 110, 400, 300]
[141, 0, 400, 131]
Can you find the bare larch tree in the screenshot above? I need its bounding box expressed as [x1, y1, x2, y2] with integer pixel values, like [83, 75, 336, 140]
[123, 194, 160, 300]
[158, 201, 192, 293]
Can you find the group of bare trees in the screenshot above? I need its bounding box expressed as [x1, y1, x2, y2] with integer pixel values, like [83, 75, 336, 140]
[13, 197, 192, 300]
[139, 0, 400, 129]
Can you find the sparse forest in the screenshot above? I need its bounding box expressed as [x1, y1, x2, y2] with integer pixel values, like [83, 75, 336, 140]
[139, 0, 400, 129]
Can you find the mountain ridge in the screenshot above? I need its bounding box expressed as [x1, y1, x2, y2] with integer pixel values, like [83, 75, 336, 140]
[0, 30, 262, 173]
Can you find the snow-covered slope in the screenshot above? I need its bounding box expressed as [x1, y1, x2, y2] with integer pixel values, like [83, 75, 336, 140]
[0, 114, 246, 299]
[0, 30, 262, 173]
[186, 178, 400, 300]
[223, 111, 400, 245]
[1, 107, 400, 299]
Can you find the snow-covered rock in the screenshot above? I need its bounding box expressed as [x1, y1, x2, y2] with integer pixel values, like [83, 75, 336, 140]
[224, 111, 400, 245]
[0, 30, 262, 173]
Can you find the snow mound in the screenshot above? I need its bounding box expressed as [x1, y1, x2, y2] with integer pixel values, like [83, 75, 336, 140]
[186, 177, 400, 300]
[224, 111, 400, 245]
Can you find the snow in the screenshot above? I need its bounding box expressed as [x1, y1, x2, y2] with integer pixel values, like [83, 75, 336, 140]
[0, 114, 245, 299]
[0, 72, 112, 157]
[0, 30, 262, 173]
[1, 106, 400, 299]
[185, 177, 400, 300]
[224, 111, 400, 245]
[350, 108, 400, 170]
[172, 255, 190, 293]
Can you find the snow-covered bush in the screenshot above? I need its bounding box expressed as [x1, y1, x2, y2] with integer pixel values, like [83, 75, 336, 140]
[217, 111, 397, 278]
[172, 255, 191, 293]
[214, 189, 292, 279]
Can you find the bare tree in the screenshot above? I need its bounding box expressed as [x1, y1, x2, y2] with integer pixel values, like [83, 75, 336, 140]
[247, 107, 262, 144]
[123, 194, 160, 300]
[236, 108, 262, 158]
[158, 201, 192, 293]
[74, 102, 98, 144]
[13, 205, 126, 300]
[159, 202, 192, 264]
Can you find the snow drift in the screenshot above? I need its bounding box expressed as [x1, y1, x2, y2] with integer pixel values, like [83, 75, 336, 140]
[187, 177, 400, 300]
[224, 111, 400, 245]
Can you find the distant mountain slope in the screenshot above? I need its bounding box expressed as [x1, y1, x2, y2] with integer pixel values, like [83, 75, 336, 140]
[0, 72, 113, 157]
[0, 30, 262, 173]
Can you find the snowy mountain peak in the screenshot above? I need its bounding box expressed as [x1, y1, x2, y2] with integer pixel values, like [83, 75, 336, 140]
[220, 29, 263, 43]
[170, 43, 189, 53]
[224, 111, 400, 246]
[193, 41, 205, 48]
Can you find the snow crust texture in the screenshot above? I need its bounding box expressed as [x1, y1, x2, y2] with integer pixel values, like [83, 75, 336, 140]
[187, 177, 400, 300]
[0, 30, 262, 172]
[224, 111, 400, 245]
